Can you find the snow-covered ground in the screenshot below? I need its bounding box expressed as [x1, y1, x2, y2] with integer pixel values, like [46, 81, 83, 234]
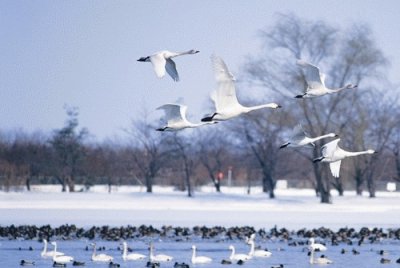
[1, 185, 399, 230]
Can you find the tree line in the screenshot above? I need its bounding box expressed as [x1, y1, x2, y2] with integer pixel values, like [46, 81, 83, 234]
[1, 14, 399, 203]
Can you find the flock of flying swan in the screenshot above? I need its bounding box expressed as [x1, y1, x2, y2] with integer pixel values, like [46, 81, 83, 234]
[138, 49, 376, 180]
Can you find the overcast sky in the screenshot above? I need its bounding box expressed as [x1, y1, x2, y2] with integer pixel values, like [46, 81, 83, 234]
[1, 0, 399, 141]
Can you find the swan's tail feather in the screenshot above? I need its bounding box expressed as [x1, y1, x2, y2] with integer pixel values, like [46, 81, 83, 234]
[279, 142, 290, 149]
[313, 156, 324, 163]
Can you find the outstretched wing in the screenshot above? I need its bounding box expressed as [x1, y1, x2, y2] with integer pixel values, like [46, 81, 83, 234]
[291, 124, 307, 143]
[329, 160, 341, 178]
[321, 138, 340, 158]
[165, 58, 179, 81]
[156, 104, 185, 124]
[297, 60, 324, 90]
[150, 54, 167, 78]
[211, 55, 240, 112]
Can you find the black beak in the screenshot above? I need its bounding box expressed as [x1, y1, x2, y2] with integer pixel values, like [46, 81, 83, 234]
[334, 134, 339, 137]
[277, 105, 282, 108]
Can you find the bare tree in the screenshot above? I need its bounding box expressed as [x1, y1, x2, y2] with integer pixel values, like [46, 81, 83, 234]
[197, 129, 233, 192]
[49, 107, 87, 192]
[127, 113, 169, 193]
[243, 14, 388, 203]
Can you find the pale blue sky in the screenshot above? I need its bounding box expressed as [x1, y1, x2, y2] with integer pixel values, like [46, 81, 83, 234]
[1, 1, 399, 141]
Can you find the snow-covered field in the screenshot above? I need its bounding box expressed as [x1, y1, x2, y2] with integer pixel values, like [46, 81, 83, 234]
[1, 185, 400, 230]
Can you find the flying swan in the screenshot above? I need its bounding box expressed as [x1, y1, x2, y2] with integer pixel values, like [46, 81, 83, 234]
[137, 49, 199, 81]
[295, 60, 357, 98]
[313, 138, 376, 178]
[201, 55, 281, 122]
[280, 124, 338, 149]
[156, 103, 216, 131]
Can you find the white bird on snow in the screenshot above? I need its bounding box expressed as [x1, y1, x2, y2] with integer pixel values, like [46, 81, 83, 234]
[280, 124, 338, 149]
[295, 59, 357, 98]
[156, 103, 217, 131]
[201, 55, 281, 122]
[313, 138, 376, 178]
[137, 49, 199, 81]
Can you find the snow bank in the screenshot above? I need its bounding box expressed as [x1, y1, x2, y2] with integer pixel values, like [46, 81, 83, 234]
[1, 185, 399, 230]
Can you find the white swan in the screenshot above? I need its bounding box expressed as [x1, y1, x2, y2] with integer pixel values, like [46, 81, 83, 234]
[122, 241, 146, 261]
[201, 55, 281, 122]
[228, 245, 251, 261]
[149, 244, 173, 262]
[41, 239, 64, 258]
[191, 245, 212, 264]
[247, 240, 272, 257]
[137, 49, 199, 81]
[313, 138, 376, 178]
[156, 103, 217, 131]
[309, 248, 333, 264]
[50, 242, 73, 264]
[280, 125, 338, 149]
[308, 238, 327, 252]
[90, 243, 113, 262]
[295, 60, 357, 98]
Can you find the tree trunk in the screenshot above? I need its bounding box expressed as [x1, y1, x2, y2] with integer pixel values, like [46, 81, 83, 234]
[68, 176, 75, 192]
[145, 173, 153, 193]
[332, 177, 344, 196]
[185, 167, 192, 197]
[354, 169, 364, 196]
[367, 175, 376, 198]
[214, 180, 221, 192]
[313, 164, 331, 203]
[26, 177, 31, 191]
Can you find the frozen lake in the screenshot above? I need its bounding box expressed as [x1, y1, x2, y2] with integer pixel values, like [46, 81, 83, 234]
[3, 238, 400, 268]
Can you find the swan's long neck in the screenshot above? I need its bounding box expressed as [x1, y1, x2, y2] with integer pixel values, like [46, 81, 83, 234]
[122, 243, 127, 259]
[328, 84, 355, 93]
[244, 103, 277, 113]
[248, 241, 255, 256]
[309, 249, 314, 264]
[169, 50, 195, 58]
[230, 247, 235, 259]
[149, 246, 154, 261]
[92, 245, 97, 258]
[310, 134, 334, 143]
[192, 247, 196, 261]
[42, 240, 47, 255]
[343, 150, 373, 158]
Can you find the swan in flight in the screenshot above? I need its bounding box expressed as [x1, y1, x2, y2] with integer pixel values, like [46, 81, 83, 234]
[90, 243, 114, 262]
[295, 60, 357, 98]
[121, 241, 146, 261]
[228, 245, 251, 261]
[41, 239, 64, 258]
[308, 238, 327, 252]
[309, 248, 333, 265]
[201, 55, 281, 122]
[313, 138, 376, 178]
[191, 245, 212, 264]
[50, 242, 73, 264]
[279, 125, 338, 149]
[156, 103, 217, 131]
[246, 234, 272, 257]
[137, 49, 199, 81]
[149, 244, 173, 262]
